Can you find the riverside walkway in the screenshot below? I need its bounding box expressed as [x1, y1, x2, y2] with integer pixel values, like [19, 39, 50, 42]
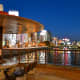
[16, 64, 80, 80]
[1, 47, 80, 80]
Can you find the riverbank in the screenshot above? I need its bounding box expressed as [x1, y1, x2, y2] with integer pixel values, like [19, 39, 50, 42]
[16, 64, 80, 80]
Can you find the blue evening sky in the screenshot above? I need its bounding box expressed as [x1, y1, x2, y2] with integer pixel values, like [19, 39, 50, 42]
[0, 0, 80, 41]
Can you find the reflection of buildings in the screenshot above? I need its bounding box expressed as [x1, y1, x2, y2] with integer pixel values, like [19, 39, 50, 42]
[53, 50, 71, 65]
[38, 51, 46, 64]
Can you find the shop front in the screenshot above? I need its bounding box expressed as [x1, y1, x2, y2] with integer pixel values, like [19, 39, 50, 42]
[0, 13, 44, 50]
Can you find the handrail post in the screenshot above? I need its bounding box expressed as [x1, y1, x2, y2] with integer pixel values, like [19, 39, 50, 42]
[0, 27, 2, 56]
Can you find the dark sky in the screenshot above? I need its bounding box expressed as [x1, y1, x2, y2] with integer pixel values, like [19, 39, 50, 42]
[0, 0, 80, 41]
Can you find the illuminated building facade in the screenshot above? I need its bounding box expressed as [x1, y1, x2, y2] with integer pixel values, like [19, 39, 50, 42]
[0, 4, 44, 55]
[40, 30, 51, 42]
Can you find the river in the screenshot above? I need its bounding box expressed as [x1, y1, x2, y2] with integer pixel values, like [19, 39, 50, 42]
[38, 49, 80, 66]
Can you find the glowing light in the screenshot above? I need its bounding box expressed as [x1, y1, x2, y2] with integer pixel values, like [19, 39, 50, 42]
[40, 30, 47, 35]
[8, 10, 19, 16]
[62, 38, 70, 42]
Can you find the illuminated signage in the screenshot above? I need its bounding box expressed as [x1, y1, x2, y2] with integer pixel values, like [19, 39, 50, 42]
[8, 10, 19, 16]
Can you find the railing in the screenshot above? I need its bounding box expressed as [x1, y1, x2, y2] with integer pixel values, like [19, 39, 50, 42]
[1, 47, 80, 80]
[0, 46, 48, 80]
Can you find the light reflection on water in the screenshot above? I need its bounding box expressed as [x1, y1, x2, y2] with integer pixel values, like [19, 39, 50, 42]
[2, 50, 80, 66]
[38, 50, 80, 66]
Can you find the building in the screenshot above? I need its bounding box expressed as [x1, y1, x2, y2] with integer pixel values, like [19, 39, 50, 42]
[52, 37, 58, 46]
[62, 38, 71, 46]
[0, 4, 44, 55]
[39, 30, 51, 42]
